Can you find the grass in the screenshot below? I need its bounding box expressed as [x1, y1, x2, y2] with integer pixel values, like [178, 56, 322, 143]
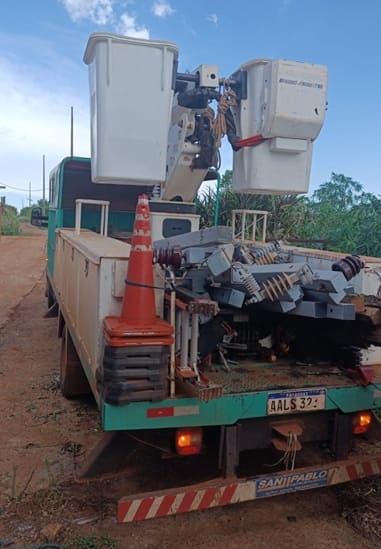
[1, 215, 21, 235]
[64, 535, 118, 549]
[337, 476, 381, 541]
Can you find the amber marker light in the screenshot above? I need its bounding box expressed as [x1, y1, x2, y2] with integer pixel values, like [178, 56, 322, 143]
[175, 427, 202, 455]
[352, 412, 372, 435]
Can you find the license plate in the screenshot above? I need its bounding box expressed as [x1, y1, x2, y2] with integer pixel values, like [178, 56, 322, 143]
[267, 388, 326, 415]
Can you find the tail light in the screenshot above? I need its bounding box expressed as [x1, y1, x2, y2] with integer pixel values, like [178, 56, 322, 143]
[352, 412, 372, 435]
[175, 427, 202, 456]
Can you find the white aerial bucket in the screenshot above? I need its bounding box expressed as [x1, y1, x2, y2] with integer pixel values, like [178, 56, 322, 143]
[84, 33, 178, 186]
[231, 59, 328, 194]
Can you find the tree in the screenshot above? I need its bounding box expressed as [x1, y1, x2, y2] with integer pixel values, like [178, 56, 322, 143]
[196, 171, 381, 257]
[4, 204, 18, 216]
[19, 198, 49, 220]
[312, 173, 363, 210]
[196, 169, 310, 239]
[300, 173, 381, 255]
[37, 198, 49, 211]
[0, 203, 21, 235]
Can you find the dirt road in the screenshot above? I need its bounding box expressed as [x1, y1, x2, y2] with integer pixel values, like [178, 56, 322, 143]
[0, 228, 46, 328]
[0, 230, 374, 548]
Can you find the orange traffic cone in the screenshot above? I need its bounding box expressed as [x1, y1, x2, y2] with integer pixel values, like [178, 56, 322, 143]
[103, 195, 173, 347]
[120, 193, 157, 325]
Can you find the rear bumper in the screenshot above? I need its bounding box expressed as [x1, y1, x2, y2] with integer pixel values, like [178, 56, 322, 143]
[118, 444, 381, 522]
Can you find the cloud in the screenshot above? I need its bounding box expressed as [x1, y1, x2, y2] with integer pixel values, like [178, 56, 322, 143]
[60, 2, 150, 41]
[152, 1, 174, 18]
[206, 13, 218, 25]
[60, 0, 114, 24]
[0, 53, 90, 201]
[116, 13, 150, 38]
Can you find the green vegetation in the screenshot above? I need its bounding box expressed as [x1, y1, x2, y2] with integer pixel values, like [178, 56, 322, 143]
[298, 174, 381, 256]
[0, 203, 21, 235]
[2, 174, 380, 256]
[0, 198, 49, 235]
[196, 171, 381, 257]
[19, 198, 49, 222]
[64, 535, 118, 549]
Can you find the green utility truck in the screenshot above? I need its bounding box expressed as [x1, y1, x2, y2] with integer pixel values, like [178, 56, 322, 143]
[44, 33, 381, 522]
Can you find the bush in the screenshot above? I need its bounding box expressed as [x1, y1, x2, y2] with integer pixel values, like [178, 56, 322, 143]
[1, 209, 21, 235]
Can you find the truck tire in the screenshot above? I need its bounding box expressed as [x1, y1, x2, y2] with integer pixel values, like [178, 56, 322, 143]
[45, 277, 55, 309]
[60, 326, 91, 398]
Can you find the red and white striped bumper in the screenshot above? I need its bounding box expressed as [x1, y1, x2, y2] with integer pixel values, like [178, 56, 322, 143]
[118, 453, 381, 522]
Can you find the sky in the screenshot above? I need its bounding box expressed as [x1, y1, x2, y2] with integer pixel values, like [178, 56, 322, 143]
[0, 0, 380, 210]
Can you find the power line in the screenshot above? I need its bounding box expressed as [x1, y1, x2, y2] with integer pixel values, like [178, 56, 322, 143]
[3, 184, 43, 192]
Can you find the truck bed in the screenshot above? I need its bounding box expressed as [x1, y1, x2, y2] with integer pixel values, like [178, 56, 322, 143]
[206, 360, 358, 394]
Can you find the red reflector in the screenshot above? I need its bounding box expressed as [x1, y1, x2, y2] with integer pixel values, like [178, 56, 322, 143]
[147, 407, 174, 418]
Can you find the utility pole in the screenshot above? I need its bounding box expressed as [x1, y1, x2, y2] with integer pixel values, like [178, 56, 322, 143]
[0, 184, 5, 238]
[42, 154, 46, 215]
[70, 106, 74, 157]
[29, 181, 32, 207]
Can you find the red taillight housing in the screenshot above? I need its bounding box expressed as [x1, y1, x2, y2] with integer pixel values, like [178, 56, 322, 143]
[352, 412, 372, 435]
[175, 427, 202, 456]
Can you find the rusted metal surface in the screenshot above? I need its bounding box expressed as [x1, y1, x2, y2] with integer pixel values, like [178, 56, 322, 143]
[363, 295, 381, 309]
[344, 294, 366, 313]
[206, 361, 355, 394]
[283, 244, 381, 264]
[271, 420, 304, 437]
[188, 298, 219, 316]
[175, 368, 223, 402]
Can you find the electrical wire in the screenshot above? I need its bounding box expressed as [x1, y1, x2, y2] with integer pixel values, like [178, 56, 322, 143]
[265, 432, 299, 470]
[126, 432, 173, 455]
[2, 184, 43, 192]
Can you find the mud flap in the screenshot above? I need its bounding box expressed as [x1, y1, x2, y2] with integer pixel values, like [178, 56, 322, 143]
[76, 432, 138, 479]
